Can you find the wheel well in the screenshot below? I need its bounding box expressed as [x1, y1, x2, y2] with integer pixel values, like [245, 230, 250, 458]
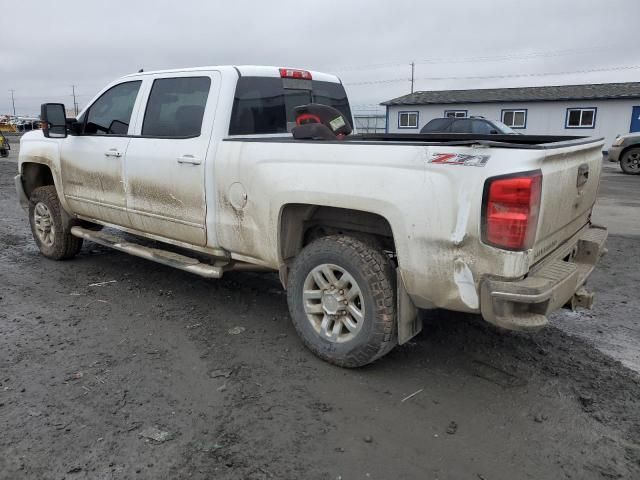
[21, 163, 54, 198]
[279, 204, 396, 282]
[619, 144, 640, 160]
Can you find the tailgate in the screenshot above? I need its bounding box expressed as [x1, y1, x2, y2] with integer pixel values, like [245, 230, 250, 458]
[532, 140, 604, 263]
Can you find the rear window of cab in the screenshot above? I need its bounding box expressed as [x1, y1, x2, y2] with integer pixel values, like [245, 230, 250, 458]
[229, 76, 352, 136]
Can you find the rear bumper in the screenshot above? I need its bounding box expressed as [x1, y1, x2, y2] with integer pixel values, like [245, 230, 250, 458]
[480, 224, 608, 331]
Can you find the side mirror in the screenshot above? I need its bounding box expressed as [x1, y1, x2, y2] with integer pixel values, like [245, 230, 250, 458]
[69, 121, 84, 135]
[489, 129, 499, 134]
[108, 119, 129, 135]
[41, 103, 68, 138]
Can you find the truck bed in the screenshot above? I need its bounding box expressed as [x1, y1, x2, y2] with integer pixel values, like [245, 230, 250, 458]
[227, 133, 603, 150]
[351, 133, 603, 148]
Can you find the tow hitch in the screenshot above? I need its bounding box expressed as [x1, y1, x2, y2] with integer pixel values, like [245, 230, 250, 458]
[567, 286, 594, 310]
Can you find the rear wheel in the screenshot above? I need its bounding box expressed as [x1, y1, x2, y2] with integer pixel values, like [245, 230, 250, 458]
[287, 235, 397, 368]
[620, 147, 640, 175]
[28, 186, 83, 260]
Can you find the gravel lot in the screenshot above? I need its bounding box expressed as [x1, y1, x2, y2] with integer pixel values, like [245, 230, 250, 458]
[1, 138, 639, 480]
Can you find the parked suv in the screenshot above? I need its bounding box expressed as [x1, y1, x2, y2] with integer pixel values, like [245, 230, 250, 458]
[609, 133, 640, 175]
[420, 117, 518, 135]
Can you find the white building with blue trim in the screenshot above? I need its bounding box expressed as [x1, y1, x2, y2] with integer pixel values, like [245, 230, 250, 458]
[382, 82, 640, 148]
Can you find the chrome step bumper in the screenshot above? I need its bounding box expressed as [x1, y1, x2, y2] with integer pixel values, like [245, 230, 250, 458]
[480, 225, 608, 331]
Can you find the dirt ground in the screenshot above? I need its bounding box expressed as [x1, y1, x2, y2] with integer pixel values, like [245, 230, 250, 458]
[1, 139, 639, 480]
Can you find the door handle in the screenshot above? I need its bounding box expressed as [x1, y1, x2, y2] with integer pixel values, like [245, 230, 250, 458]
[177, 155, 201, 165]
[104, 149, 122, 158]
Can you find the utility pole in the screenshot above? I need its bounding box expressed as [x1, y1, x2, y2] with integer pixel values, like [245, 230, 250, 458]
[9, 89, 16, 116]
[71, 85, 79, 116]
[410, 62, 415, 94]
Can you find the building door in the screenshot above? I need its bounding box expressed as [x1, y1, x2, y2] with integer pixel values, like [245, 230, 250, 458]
[631, 106, 640, 133]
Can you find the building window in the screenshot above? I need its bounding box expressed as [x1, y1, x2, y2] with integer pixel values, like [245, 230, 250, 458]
[444, 110, 467, 118]
[398, 111, 419, 129]
[565, 108, 597, 129]
[501, 109, 527, 129]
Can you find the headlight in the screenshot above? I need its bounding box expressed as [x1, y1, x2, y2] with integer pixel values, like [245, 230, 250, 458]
[613, 137, 625, 146]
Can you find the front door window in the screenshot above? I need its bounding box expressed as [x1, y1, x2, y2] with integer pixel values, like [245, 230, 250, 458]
[81, 81, 141, 135]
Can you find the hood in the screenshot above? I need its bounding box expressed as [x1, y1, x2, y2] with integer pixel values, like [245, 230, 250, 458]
[19, 129, 44, 145]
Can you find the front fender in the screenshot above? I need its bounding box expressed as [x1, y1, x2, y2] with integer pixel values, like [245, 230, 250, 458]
[18, 132, 70, 212]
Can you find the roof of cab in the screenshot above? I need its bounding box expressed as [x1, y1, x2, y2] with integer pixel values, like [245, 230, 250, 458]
[122, 65, 341, 83]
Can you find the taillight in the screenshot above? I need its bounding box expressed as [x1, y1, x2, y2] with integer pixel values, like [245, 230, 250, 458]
[279, 68, 312, 80]
[482, 171, 542, 251]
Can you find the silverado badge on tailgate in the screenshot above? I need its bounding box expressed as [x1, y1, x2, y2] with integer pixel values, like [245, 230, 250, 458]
[429, 153, 490, 167]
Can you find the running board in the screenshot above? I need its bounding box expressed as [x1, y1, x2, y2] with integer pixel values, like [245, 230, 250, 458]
[70, 226, 225, 279]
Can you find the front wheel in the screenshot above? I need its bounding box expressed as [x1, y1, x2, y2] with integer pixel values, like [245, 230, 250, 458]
[287, 235, 397, 368]
[28, 186, 83, 260]
[620, 147, 640, 175]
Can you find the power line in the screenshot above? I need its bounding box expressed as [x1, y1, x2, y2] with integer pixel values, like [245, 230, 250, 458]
[327, 44, 625, 73]
[413, 44, 625, 65]
[323, 61, 407, 73]
[343, 64, 640, 87]
[9, 93, 94, 100]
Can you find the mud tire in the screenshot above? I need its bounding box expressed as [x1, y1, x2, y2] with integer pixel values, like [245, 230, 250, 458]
[28, 186, 83, 260]
[620, 147, 640, 175]
[287, 235, 397, 368]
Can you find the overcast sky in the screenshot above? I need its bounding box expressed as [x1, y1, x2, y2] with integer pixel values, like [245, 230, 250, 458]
[2, 0, 639, 116]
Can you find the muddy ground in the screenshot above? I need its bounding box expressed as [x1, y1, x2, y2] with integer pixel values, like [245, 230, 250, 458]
[553, 160, 640, 372]
[1, 140, 639, 480]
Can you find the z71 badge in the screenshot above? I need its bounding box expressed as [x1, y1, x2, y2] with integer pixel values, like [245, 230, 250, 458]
[429, 153, 490, 167]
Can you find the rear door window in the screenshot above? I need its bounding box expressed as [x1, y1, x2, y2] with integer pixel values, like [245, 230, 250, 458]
[229, 77, 352, 136]
[142, 77, 211, 137]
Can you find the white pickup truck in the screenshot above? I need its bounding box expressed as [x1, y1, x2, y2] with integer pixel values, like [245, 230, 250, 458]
[16, 65, 607, 367]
